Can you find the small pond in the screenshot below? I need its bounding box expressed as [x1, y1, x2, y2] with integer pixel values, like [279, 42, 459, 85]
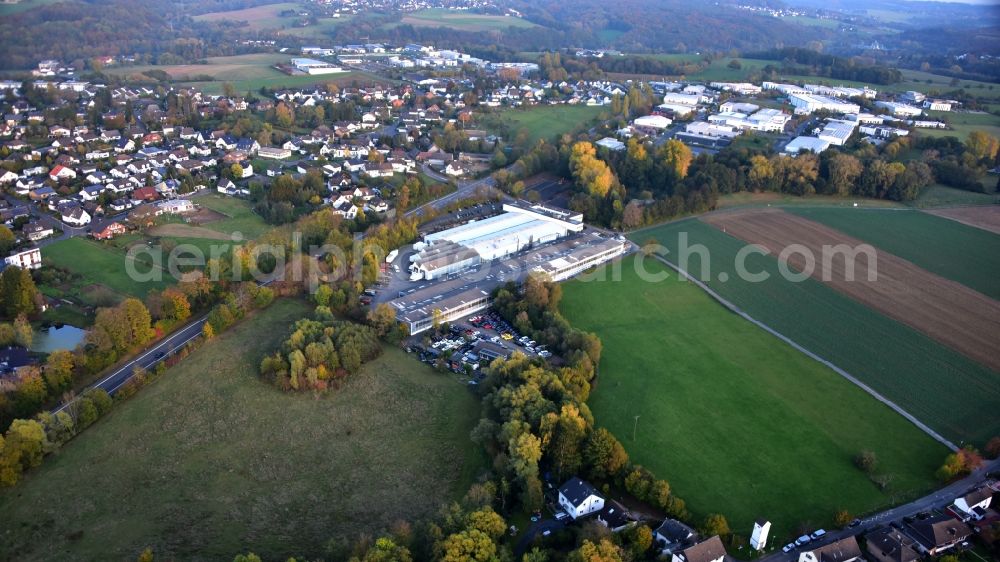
[32, 325, 87, 353]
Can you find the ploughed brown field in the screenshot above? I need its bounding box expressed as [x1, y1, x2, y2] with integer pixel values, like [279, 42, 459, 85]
[926, 206, 1000, 235]
[702, 209, 1000, 372]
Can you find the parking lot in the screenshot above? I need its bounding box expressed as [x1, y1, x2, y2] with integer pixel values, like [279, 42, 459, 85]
[407, 307, 553, 383]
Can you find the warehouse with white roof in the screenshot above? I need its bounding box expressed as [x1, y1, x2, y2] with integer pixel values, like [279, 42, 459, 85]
[410, 203, 585, 281]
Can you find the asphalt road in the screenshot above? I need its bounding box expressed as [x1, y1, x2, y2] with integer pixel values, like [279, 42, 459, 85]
[405, 164, 507, 218]
[53, 312, 212, 413]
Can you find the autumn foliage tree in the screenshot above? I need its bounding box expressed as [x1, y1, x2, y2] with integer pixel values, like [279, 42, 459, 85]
[936, 446, 984, 482]
[570, 141, 616, 198]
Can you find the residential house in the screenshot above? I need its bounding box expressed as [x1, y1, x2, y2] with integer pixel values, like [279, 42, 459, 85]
[157, 199, 194, 214]
[0, 205, 29, 225]
[92, 221, 127, 240]
[655, 519, 698, 555]
[445, 161, 471, 177]
[331, 197, 358, 220]
[28, 186, 56, 201]
[865, 527, 921, 562]
[364, 162, 394, 178]
[557, 477, 604, 520]
[23, 222, 54, 241]
[366, 198, 389, 213]
[4, 247, 41, 270]
[109, 198, 132, 212]
[798, 536, 863, 562]
[907, 514, 972, 556]
[48, 164, 76, 181]
[671, 535, 727, 562]
[0, 170, 18, 185]
[953, 486, 993, 521]
[597, 501, 633, 533]
[60, 205, 91, 226]
[80, 184, 105, 201]
[131, 185, 159, 203]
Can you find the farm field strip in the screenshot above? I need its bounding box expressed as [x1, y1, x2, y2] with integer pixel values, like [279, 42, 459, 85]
[926, 206, 1000, 235]
[702, 209, 1000, 373]
[398, 8, 538, 31]
[562, 255, 944, 535]
[632, 219, 1000, 444]
[788, 207, 1000, 300]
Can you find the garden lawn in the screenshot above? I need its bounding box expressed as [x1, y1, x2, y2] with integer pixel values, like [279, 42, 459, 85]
[788, 208, 1000, 300]
[0, 299, 485, 562]
[561, 255, 944, 537]
[41, 237, 172, 299]
[630, 220, 1000, 445]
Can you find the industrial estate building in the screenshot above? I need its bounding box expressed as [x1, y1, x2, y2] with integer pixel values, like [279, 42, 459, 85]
[390, 203, 629, 334]
[290, 58, 347, 75]
[788, 92, 861, 115]
[408, 202, 586, 281]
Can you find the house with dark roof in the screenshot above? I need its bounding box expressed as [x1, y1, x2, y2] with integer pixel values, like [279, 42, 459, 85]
[671, 535, 726, 562]
[557, 477, 604, 520]
[865, 527, 921, 562]
[655, 518, 698, 555]
[0, 346, 33, 377]
[596, 500, 633, 532]
[907, 514, 972, 555]
[798, 536, 863, 562]
[953, 486, 993, 521]
[23, 221, 54, 241]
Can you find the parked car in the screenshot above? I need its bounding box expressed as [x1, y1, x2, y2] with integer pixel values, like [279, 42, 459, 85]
[810, 529, 826, 540]
[795, 535, 811, 546]
[554, 512, 568, 521]
[849, 519, 861, 528]
[783, 544, 795, 553]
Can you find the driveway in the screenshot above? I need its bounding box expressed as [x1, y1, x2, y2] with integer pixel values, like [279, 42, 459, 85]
[513, 518, 565, 557]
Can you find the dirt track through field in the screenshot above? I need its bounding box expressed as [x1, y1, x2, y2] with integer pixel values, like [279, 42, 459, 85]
[148, 224, 232, 240]
[926, 206, 1000, 235]
[702, 209, 1000, 372]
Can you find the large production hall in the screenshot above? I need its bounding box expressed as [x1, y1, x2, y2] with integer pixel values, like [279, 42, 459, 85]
[388, 201, 631, 335]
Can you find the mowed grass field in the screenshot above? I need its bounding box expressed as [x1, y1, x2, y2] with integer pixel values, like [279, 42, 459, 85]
[398, 8, 538, 32]
[914, 184, 999, 208]
[491, 104, 606, 145]
[917, 111, 1000, 141]
[193, 193, 271, 240]
[42, 237, 172, 299]
[787, 208, 1000, 300]
[0, 299, 485, 561]
[561, 255, 943, 536]
[632, 220, 1000, 445]
[109, 54, 383, 95]
[108, 53, 291, 82]
[185, 70, 379, 96]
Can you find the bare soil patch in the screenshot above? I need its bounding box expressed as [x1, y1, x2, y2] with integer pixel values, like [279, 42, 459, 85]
[703, 209, 1000, 372]
[926, 206, 1000, 235]
[148, 223, 233, 241]
[186, 207, 227, 225]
